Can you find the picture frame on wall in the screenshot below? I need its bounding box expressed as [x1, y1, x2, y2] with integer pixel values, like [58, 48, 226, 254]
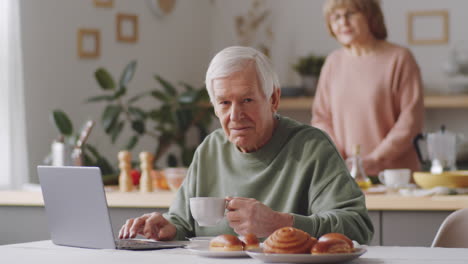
[407, 10, 449, 45]
[116, 13, 139, 43]
[77, 29, 100, 59]
[93, 0, 114, 8]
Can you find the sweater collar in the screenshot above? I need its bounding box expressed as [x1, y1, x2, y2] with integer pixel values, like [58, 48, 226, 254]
[230, 115, 288, 166]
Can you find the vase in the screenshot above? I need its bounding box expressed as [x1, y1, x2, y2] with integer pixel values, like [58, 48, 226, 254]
[301, 75, 318, 96]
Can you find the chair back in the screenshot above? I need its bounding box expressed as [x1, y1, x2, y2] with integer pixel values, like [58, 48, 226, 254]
[432, 208, 468, 248]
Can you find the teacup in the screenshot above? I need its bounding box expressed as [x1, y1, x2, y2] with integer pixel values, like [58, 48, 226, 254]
[378, 169, 411, 189]
[189, 197, 226, 226]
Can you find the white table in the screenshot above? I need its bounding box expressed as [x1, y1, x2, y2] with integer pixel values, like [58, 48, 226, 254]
[1, 240, 467, 264]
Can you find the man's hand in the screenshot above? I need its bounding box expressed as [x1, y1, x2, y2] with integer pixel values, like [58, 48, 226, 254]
[225, 197, 293, 238]
[118, 212, 176, 241]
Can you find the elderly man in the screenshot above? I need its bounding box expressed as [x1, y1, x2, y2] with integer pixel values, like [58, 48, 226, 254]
[119, 46, 374, 244]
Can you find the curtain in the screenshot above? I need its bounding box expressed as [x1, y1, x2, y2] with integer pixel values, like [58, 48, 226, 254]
[0, 0, 29, 189]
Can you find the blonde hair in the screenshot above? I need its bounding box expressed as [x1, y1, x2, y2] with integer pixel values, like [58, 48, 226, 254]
[205, 46, 280, 103]
[323, 0, 387, 40]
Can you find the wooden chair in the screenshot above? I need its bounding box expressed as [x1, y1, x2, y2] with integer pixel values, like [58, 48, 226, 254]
[431, 208, 468, 248]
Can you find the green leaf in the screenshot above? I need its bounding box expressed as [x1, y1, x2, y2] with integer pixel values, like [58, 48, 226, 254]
[128, 106, 147, 120]
[178, 90, 199, 104]
[148, 109, 162, 121]
[126, 135, 139, 150]
[96, 157, 115, 175]
[151, 90, 170, 102]
[175, 109, 192, 131]
[101, 105, 122, 134]
[120, 60, 137, 87]
[95, 68, 116, 90]
[131, 120, 145, 134]
[83, 144, 99, 159]
[197, 88, 210, 102]
[128, 91, 151, 104]
[154, 75, 177, 96]
[179, 82, 195, 91]
[51, 110, 73, 136]
[84, 95, 116, 103]
[111, 121, 125, 143]
[113, 86, 127, 99]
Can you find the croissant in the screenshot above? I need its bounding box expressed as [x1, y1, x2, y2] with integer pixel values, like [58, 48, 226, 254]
[311, 233, 354, 254]
[209, 234, 244, 251]
[263, 227, 317, 254]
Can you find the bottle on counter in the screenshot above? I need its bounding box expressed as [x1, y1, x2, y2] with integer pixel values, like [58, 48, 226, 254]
[347, 144, 372, 190]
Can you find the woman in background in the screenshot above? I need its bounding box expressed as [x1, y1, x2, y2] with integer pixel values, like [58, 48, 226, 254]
[311, 0, 424, 176]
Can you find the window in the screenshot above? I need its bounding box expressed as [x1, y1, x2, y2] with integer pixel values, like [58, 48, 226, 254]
[0, 0, 29, 189]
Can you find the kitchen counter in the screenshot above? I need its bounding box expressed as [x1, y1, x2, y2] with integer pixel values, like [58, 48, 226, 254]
[2, 189, 467, 246]
[1, 189, 467, 210]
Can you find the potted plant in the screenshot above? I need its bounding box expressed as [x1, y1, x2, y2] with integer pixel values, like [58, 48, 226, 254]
[292, 54, 326, 96]
[49, 110, 117, 184]
[86, 60, 214, 171]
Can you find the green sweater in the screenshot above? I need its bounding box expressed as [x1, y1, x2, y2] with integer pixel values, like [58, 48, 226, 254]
[164, 116, 374, 244]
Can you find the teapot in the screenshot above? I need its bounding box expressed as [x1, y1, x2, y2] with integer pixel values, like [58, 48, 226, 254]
[414, 126, 463, 174]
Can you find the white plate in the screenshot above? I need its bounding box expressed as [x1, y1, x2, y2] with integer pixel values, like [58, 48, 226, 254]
[187, 236, 215, 241]
[188, 245, 249, 258]
[246, 247, 367, 263]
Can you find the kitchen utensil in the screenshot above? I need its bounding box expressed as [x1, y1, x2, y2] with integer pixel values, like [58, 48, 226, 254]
[71, 120, 95, 166]
[414, 125, 463, 174]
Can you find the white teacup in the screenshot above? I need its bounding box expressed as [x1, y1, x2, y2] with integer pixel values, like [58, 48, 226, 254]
[189, 197, 226, 227]
[378, 169, 411, 189]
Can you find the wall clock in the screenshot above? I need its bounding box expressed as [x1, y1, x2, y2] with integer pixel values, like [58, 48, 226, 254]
[148, 0, 176, 18]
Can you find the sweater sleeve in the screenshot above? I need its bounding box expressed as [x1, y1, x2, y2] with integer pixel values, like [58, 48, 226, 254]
[163, 152, 199, 240]
[311, 55, 345, 156]
[369, 50, 424, 164]
[291, 131, 374, 244]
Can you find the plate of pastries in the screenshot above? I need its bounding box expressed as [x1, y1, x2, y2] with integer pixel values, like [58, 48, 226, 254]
[188, 233, 260, 258]
[246, 227, 367, 263]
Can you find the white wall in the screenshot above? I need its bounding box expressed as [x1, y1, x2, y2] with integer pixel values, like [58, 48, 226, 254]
[20, 0, 213, 182]
[20, 0, 468, 182]
[209, 0, 468, 159]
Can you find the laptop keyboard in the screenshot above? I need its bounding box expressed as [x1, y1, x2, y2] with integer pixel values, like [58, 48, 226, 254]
[116, 239, 186, 250]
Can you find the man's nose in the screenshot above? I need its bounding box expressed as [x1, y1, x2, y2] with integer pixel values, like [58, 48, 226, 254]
[230, 103, 244, 121]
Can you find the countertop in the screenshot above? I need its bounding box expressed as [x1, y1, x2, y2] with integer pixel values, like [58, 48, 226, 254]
[3, 240, 468, 264]
[1, 188, 468, 210]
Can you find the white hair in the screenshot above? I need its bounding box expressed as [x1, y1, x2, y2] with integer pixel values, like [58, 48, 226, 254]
[205, 46, 280, 103]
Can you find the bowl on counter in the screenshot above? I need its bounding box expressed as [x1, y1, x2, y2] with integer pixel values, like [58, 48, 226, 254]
[413, 171, 468, 189]
[164, 167, 188, 191]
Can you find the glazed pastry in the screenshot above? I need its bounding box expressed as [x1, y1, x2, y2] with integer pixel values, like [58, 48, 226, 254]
[239, 233, 260, 250]
[311, 233, 354, 254]
[209, 234, 244, 251]
[263, 227, 317, 254]
[317, 233, 353, 248]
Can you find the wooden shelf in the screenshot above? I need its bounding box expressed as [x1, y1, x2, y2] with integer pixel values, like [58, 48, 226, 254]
[279, 95, 468, 110]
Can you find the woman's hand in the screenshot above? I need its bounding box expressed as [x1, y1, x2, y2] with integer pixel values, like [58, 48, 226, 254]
[362, 156, 382, 176]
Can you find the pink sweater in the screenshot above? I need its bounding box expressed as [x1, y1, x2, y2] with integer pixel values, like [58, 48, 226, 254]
[311, 42, 424, 173]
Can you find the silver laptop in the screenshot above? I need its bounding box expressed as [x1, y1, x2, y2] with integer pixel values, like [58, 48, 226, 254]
[37, 165, 185, 250]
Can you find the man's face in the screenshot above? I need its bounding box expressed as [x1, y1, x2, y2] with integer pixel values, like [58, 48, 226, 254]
[212, 64, 279, 152]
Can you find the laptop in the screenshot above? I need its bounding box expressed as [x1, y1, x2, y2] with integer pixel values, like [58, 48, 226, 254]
[37, 165, 186, 250]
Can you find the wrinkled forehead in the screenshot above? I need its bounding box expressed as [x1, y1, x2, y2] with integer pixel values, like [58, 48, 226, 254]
[213, 62, 260, 88]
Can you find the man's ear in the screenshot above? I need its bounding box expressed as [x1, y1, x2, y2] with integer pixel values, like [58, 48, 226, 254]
[270, 88, 281, 112]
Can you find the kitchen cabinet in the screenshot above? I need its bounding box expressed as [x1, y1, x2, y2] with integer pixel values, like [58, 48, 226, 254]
[1, 191, 466, 246]
[279, 95, 468, 110]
